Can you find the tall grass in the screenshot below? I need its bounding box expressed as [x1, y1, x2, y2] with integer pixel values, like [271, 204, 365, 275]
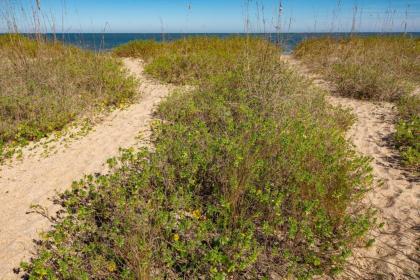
[294, 36, 420, 169]
[0, 34, 137, 160]
[23, 37, 374, 279]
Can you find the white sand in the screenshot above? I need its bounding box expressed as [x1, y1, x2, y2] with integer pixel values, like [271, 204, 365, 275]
[284, 55, 419, 279]
[0, 58, 171, 279]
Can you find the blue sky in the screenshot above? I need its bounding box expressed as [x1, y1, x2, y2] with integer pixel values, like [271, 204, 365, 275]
[2, 0, 420, 33]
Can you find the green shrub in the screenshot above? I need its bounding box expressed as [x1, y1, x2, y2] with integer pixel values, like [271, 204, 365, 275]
[23, 37, 374, 279]
[0, 34, 137, 160]
[395, 96, 420, 169]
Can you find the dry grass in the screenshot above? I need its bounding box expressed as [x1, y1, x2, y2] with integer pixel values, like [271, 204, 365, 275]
[294, 36, 419, 101]
[0, 34, 137, 159]
[114, 36, 280, 84]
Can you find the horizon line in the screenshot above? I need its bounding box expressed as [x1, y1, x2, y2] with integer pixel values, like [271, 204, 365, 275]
[2, 31, 420, 34]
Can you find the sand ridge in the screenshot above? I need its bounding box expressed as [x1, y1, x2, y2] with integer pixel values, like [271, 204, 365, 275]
[283, 55, 419, 279]
[0, 58, 172, 279]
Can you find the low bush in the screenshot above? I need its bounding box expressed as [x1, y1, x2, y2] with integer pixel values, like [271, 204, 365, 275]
[395, 95, 420, 169]
[23, 37, 374, 279]
[0, 34, 137, 159]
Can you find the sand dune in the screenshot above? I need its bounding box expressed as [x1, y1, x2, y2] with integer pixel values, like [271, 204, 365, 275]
[0, 58, 171, 279]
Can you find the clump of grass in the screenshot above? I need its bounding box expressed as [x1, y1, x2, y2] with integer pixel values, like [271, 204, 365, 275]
[113, 39, 163, 59]
[395, 95, 420, 169]
[0, 34, 137, 160]
[294, 36, 419, 101]
[23, 37, 374, 279]
[294, 35, 420, 168]
[114, 36, 280, 84]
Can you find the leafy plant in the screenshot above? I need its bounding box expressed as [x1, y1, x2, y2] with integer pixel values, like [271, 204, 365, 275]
[395, 95, 420, 169]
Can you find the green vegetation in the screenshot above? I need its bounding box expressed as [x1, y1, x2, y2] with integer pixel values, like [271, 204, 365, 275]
[0, 34, 137, 160]
[295, 36, 420, 169]
[22, 37, 374, 279]
[114, 37, 280, 84]
[294, 36, 419, 101]
[395, 96, 420, 169]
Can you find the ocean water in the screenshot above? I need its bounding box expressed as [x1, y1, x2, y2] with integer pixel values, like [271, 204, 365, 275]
[28, 32, 420, 53]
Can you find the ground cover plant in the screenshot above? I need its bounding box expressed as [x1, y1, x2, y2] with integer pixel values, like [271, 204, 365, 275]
[0, 34, 137, 160]
[395, 95, 420, 169]
[294, 35, 420, 169]
[22, 37, 375, 279]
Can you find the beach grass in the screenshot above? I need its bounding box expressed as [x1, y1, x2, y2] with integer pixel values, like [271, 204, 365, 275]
[294, 36, 419, 100]
[22, 37, 374, 279]
[295, 36, 420, 168]
[0, 34, 137, 160]
[114, 36, 281, 84]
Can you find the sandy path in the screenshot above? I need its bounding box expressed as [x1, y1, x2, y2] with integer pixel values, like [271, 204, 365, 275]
[0, 58, 171, 279]
[329, 97, 419, 280]
[283, 55, 419, 279]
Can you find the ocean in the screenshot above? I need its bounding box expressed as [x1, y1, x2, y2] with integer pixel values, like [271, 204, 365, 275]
[25, 32, 420, 53]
